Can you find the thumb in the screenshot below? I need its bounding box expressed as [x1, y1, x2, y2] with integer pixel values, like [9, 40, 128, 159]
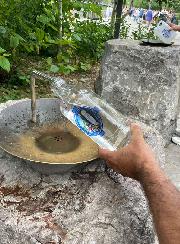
[98, 148, 116, 161]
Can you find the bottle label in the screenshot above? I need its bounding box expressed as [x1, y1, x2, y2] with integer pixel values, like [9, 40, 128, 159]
[162, 29, 171, 38]
[72, 106, 105, 137]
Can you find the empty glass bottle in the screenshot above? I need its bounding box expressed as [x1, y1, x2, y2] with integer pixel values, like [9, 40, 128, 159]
[32, 70, 129, 151]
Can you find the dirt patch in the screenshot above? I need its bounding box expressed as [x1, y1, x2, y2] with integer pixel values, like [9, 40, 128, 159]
[0, 185, 30, 198]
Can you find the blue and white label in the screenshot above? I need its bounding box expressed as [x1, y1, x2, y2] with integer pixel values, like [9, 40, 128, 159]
[72, 106, 105, 137]
[162, 29, 171, 39]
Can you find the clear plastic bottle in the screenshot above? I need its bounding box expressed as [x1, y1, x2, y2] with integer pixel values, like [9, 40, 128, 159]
[32, 70, 129, 151]
[154, 20, 176, 44]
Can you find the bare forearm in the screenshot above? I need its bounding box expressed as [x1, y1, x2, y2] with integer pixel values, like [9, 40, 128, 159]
[99, 124, 180, 243]
[170, 24, 180, 32]
[140, 162, 180, 244]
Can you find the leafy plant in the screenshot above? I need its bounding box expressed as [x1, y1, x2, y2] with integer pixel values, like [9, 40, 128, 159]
[132, 23, 157, 40]
[72, 21, 112, 61]
[120, 18, 131, 39]
[0, 0, 110, 77]
[0, 47, 11, 72]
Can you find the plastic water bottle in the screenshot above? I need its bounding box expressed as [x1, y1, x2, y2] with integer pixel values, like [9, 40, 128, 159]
[154, 20, 176, 44]
[32, 70, 129, 151]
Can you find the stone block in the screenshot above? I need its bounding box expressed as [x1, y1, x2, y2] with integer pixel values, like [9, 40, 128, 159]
[96, 39, 180, 142]
[0, 100, 165, 243]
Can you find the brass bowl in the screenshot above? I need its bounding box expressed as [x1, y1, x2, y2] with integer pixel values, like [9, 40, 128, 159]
[0, 99, 99, 174]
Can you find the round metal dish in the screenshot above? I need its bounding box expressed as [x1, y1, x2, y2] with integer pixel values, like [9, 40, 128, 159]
[0, 98, 98, 174]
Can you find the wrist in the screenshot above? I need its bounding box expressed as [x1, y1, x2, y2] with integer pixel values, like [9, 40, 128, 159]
[137, 159, 161, 183]
[174, 26, 180, 32]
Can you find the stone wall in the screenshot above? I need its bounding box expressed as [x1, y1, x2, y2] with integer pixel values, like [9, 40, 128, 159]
[96, 39, 180, 142]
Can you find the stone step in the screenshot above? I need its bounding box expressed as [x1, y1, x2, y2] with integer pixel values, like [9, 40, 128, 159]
[164, 143, 180, 189]
[172, 136, 180, 146]
[174, 128, 180, 137]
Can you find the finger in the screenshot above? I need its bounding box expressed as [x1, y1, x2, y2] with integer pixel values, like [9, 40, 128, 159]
[98, 148, 116, 161]
[130, 123, 144, 143]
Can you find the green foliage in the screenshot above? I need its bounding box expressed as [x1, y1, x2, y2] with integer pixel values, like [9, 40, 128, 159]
[128, 0, 180, 10]
[18, 73, 31, 85]
[0, 0, 111, 77]
[132, 23, 157, 40]
[168, 1, 180, 12]
[0, 56, 10, 72]
[120, 18, 131, 39]
[0, 48, 11, 72]
[72, 21, 112, 60]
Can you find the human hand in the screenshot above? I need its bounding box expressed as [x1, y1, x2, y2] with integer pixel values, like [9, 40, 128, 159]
[168, 23, 180, 32]
[99, 123, 158, 181]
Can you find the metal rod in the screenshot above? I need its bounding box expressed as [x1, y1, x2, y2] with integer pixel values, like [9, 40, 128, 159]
[31, 76, 36, 123]
[31, 70, 60, 83]
[30, 70, 65, 123]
